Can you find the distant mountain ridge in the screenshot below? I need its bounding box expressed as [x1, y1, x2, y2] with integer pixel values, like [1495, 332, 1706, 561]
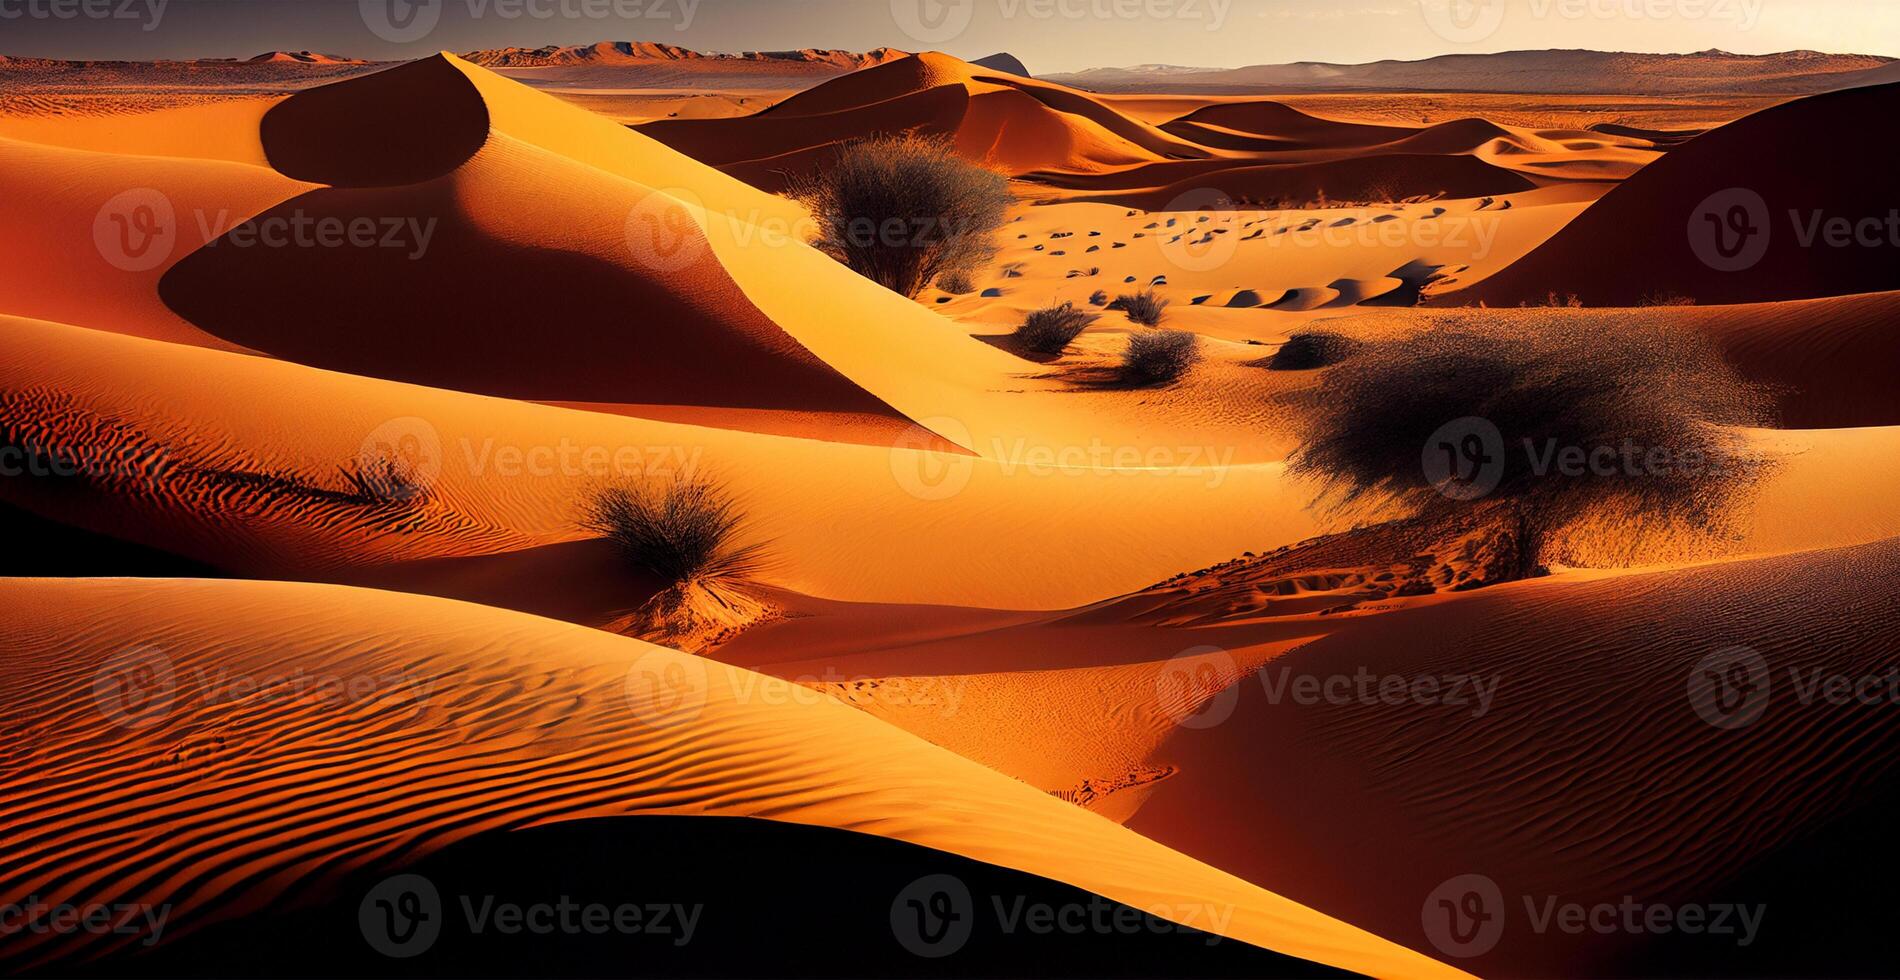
[1046, 49, 1899, 96]
[460, 41, 908, 69]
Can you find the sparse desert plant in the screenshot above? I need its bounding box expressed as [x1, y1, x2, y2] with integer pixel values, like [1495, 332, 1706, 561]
[1287, 319, 1777, 581]
[1267, 330, 1364, 370]
[1639, 290, 1698, 307]
[789, 135, 1013, 299]
[1107, 288, 1170, 326]
[1121, 329, 1201, 385]
[936, 270, 976, 295]
[582, 476, 765, 587]
[1088, 289, 1109, 307]
[1015, 301, 1098, 355]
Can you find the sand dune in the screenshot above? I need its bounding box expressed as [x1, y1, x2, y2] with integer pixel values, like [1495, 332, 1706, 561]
[641, 51, 1211, 185]
[1445, 80, 1900, 306]
[0, 576, 1463, 978]
[1128, 534, 1900, 976]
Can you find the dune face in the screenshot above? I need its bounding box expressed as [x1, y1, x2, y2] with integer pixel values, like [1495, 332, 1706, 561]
[5, 23, 1899, 980]
[1443, 80, 1900, 306]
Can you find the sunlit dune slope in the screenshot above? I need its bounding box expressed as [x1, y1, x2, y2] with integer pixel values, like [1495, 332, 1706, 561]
[1442, 80, 1900, 306]
[0, 577, 1465, 980]
[0, 313, 1318, 609]
[0, 135, 312, 348]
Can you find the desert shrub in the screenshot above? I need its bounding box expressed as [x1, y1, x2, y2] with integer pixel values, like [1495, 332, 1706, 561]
[936, 271, 975, 295]
[1088, 289, 1109, 307]
[1639, 290, 1698, 307]
[1107, 289, 1170, 326]
[1015, 302, 1098, 355]
[1121, 329, 1201, 385]
[1267, 330, 1363, 370]
[1287, 319, 1776, 580]
[582, 476, 764, 586]
[789, 135, 1012, 299]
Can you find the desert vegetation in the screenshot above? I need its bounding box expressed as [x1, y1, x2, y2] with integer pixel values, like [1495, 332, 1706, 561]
[1014, 301, 1099, 355]
[1288, 319, 1777, 580]
[1107, 289, 1170, 326]
[1266, 330, 1363, 370]
[1121, 329, 1200, 385]
[790, 135, 1012, 299]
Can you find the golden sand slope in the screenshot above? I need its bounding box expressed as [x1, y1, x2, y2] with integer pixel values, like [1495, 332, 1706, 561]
[0, 313, 1318, 610]
[0, 577, 1465, 979]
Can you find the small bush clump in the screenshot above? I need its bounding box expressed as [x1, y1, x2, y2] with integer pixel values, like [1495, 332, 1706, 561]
[1088, 289, 1109, 307]
[789, 135, 1013, 299]
[582, 476, 764, 586]
[1108, 289, 1170, 326]
[1287, 318, 1777, 579]
[937, 271, 976, 295]
[1121, 329, 1201, 385]
[1015, 302, 1099, 355]
[1267, 330, 1364, 371]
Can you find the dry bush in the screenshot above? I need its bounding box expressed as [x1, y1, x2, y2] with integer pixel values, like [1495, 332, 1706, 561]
[1121, 329, 1201, 385]
[789, 135, 1012, 299]
[582, 476, 765, 587]
[1108, 289, 1170, 326]
[1267, 330, 1363, 370]
[1287, 318, 1777, 580]
[1015, 302, 1099, 355]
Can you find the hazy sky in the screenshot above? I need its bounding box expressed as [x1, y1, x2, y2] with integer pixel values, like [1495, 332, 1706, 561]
[4, 0, 1896, 73]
